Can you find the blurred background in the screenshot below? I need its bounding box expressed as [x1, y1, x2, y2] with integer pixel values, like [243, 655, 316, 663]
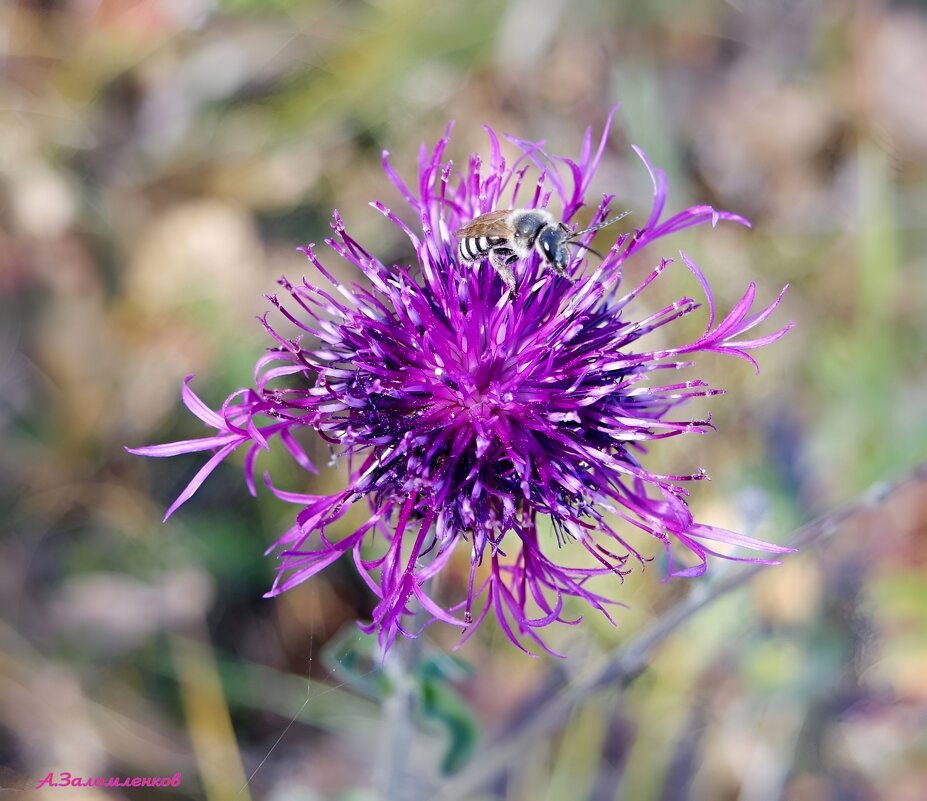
[2, 0, 926, 799]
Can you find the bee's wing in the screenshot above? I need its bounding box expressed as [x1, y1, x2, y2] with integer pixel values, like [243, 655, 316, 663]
[453, 210, 514, 239]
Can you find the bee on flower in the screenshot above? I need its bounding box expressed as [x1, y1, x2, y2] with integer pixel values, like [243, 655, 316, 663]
[130, 107, 793, 655]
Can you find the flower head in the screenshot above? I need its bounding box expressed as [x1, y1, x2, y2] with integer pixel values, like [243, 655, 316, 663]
[130, 107, 793, 654]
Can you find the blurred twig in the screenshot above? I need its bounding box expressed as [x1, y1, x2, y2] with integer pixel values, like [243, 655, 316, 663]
[374, 636, 420, 801]
[171, 633, 252, 801]
[434, 462, 927, 801]
[374, 601, 429, 801]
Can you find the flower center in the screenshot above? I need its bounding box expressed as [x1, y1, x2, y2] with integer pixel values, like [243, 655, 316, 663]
[436, 363, 515, 427]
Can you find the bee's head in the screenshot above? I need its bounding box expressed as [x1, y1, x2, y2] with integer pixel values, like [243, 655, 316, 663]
[536, 225, 571, 274]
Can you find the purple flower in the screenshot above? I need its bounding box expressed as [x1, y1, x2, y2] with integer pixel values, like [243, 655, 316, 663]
[129, 107, 794, 655]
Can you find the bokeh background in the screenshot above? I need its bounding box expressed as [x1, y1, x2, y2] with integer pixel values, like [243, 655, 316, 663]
[2, 0, 926, 799]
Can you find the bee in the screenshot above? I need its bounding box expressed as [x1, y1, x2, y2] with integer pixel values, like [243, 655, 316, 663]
[454, 208, 630, 297]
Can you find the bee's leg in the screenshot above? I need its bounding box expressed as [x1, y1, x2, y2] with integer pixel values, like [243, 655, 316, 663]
[549, 263, 576, 282]
[489, 248, 518, 298]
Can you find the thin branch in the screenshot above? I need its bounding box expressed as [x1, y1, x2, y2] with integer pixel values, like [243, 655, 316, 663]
[434, 462, 927, 801]
[373, 636, 419, 801]
[375, 586, 430, 801]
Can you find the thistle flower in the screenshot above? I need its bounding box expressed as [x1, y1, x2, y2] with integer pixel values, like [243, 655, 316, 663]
[130, 108, 793, 655]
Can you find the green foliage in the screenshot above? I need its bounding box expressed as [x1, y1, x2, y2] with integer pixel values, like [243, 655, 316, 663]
[419, 673, 479, 775]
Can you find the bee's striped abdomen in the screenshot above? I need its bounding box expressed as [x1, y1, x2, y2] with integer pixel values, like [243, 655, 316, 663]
[458, 236, 505, 262]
